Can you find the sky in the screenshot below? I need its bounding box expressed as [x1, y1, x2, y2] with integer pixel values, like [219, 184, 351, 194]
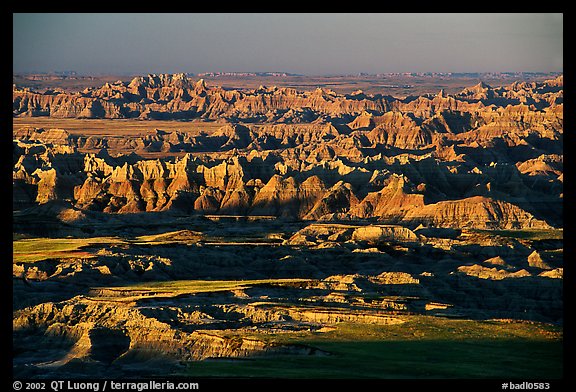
[13, 13, 563, 75]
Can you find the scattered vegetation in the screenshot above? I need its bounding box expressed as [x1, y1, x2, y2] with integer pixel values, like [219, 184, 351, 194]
[13, 236, 124, 263]
[131, 230, 204, 245]
[472, 229, 563, 241]
[182, 317, 563, 379]
[96, 279, 312, 301]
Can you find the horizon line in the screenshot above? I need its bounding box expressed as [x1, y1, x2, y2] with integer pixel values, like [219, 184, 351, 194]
[13, 70, 564, 77]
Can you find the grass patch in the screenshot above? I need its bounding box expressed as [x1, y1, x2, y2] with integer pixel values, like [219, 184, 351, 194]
[13, 118, 222, 137]
[13, 236, 124, 263]
[131, 230, 204, 245]
[184, 340, 562, 379]
[472, 229, 563, 241]
[126, 278, 309, 293]
[95, 279, 311, 301]
[181, 317, 563, 379]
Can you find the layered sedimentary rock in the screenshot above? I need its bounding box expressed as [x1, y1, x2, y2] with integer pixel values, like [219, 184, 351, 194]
[13, 74, 388, 120]
[13, 74, 562, 123]
[12, 74, 564, 379]
[13, 75, 563, 229]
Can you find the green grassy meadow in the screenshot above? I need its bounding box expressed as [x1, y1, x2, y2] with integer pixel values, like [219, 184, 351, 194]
[12, 236, 124, 263]
[182, 318, 562, 379]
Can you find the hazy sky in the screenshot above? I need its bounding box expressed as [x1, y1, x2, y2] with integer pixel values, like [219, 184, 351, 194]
[13, 13, 563, 75]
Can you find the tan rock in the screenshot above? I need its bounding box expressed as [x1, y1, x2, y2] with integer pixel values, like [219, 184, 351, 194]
[527, 250, 552, 270]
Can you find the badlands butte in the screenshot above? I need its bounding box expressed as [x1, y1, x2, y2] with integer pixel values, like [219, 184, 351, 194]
[13, 73, 563, 378]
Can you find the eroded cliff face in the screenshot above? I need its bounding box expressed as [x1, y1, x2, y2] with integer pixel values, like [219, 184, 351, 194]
[13, 75, 562, 229]
[13, 296, 322, 365]
[12, 75, 564, 379]
[12, 217, 562, 377]
[13, 74, 562, 122]
[13, 74, 388, 120]
[13, 142, 556, 228]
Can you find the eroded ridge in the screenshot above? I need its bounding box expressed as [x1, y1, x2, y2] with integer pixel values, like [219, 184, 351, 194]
[13, 74, 563, 378]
